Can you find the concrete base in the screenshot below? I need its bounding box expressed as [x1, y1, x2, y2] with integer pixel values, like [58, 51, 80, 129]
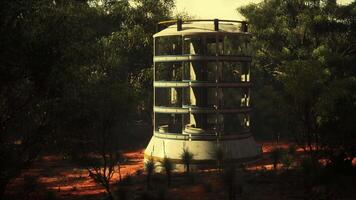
[144, 133, 262, 172]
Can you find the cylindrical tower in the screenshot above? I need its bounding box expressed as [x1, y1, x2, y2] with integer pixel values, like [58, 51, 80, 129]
[144, 19, 261, 170]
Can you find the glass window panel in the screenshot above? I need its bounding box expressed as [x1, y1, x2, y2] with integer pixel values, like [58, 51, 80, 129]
[183, 36, 204, 55]
[223, 35, 251, 56]
[189, 61, 216, 81]
[184, 113, 217, 134]
[189, 87, 217, 108]
[220, 114, 250, 135]
[241, 62, 250, 82]
[221, 62, 250, 82]
[206, 37, 217, 55]
[155, 36, 182, 55]
[155, 113, 182, 134]
[155, 88, 182, 107]
[183, 61, 190, 80]
[220, 88, 249, 108]
[217, 36, 224, 55]
[155, 62, 182, 81]
[183, 87, 190, 106]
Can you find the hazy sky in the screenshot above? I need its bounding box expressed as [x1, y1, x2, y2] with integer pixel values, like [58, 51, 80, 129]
[174, 0, 353, 20]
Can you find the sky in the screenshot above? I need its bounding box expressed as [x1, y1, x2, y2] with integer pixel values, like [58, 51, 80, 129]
[174, 0, 354, 20]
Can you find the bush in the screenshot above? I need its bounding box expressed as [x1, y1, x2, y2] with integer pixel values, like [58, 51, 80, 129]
[144, 158, 155, 188]
[180, 148, 194, 173]
[113, 186, 129, 200]
[288, 144, 297, 157]
[160, 157, 174, 186]
[282, 154, 293, 170]
[270, 148, 284, 170]
[214, 146, 225, 172]
[120, 174, 133, 186]
[203, 181, 213, 193]
[157, 187, 167, 200]
[23, 175, 38, 194]
[300, 156, 321, 188]
[222, 164, 236, 200]
[43, 190, 57, 200]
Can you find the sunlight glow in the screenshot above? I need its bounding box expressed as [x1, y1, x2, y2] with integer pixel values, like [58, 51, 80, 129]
[174, 0, 354, 20]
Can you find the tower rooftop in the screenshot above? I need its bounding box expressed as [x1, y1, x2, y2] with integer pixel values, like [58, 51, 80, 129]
[154, 19, 249, 37]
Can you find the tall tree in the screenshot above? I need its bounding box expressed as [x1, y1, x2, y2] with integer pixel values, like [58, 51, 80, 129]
[239, 0, 356, 157]
[0, 0, 175, 197]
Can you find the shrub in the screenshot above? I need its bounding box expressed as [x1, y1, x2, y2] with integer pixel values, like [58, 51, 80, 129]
[288, 144, 297, 157]
[300, 156, 321, 188]
[222, 164, 236, 200]
[282, 154, 293, 170]
[180, 147, 194, 173]
[157, 187, 167, 200]
[270, 148, 284, 170]
[160, 157, 174, 186]
[144, 158, 155, 188]
[120, 174, 133, 186]
[203, 181, 213, 193]
[113, 186, 129, 200]
[214, 146, 225, 172]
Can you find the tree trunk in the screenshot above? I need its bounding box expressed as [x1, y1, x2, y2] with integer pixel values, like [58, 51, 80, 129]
[118, 164, 122, 182]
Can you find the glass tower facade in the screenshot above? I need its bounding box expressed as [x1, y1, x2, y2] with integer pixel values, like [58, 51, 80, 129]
[145, 20, 260, 170]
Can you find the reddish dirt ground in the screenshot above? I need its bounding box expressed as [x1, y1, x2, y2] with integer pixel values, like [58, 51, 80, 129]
[5, 142, 356, 200]
[6, 149, 144, 200]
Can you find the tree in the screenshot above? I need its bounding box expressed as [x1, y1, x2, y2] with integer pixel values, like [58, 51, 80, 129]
[239, 0, 356, 159]
[0, 0, 176, 198]
[0, 0, 105, 196]
[280, 60, 328, 154]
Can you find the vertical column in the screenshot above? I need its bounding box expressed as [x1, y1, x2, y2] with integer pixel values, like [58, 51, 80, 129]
[153, 37, 156, 134]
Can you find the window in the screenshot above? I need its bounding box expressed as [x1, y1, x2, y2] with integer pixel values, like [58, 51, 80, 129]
[220, 88, 249, 108]
[206, 37, 217, 55]
[155, 88, 182, 107]
[221, 62, 250, 82]
[185, 61, 217, 81]
[183, 36, 218, 55]
[223, 34, 251, 56]
[183, 87, 217, 108]
[155, 62, 182, 81]
[183, 36, 204, 55]
[155, 113, 182, 134]
[220, 114, 250, 135]
[155, 36, 182, 55]
[184, 113, 217, 134]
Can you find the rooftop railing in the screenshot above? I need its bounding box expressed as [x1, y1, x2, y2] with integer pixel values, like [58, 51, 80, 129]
[157, 19, 248, 32]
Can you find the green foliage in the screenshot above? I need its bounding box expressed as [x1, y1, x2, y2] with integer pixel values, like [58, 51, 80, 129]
[203, 181, 213, 193]
[222, 164, 237, 200]
[214, 146, 225, 172]
[113, 186, 129, 200]
[300, 156, 321, 187]
[144, 158, 155, 188]
[160, 157, 174, 186]
[239, 0, 356, 156]
[180, 147, 194, 173]
[282, 154, 293, 170]
[0, 0, 175, 197]
[288, 144, 297, 157]
[282, 144, 297, 170]
[270, 148, 284, 170]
